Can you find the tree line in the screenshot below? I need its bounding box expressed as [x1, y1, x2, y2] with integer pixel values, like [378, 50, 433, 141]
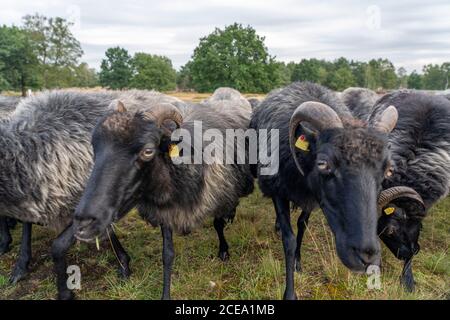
[1, 18, 449, 95]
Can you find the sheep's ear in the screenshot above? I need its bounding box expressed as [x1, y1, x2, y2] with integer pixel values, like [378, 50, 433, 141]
[116, 101, 127, 113]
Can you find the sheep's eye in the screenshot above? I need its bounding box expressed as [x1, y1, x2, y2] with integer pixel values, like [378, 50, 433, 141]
[140, 148, 155, 161]
[317, 160, 329, 171]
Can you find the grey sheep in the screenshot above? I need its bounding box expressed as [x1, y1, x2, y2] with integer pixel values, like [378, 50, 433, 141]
[68, 88, 254, 300]
[0, 89, 185, 287]
[341, 87, 380, 122]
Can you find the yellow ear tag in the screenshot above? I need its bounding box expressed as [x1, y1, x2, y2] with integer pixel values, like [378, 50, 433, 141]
[169, 144, 180, 158]
[295, 135, 310, 152]
[384, 207, 395, 215]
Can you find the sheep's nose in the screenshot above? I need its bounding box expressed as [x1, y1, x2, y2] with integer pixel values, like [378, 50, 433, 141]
[353, 245, 381, 266]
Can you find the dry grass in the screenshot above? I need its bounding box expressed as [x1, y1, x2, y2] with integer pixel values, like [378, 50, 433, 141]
[0, 186, 448, 300]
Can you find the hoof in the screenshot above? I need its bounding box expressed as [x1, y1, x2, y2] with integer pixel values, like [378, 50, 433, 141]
[218, 251, 230, 262]
[58, 290, 75, 300]
[9, 267, 29, 284]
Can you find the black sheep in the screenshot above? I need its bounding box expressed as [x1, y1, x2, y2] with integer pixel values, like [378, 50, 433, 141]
[250, 82, 399, 299]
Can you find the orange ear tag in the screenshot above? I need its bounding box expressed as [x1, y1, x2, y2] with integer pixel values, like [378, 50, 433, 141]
[169, 144, 180, 158]
[295, 135, 310, 152]
[384, 207, 395, 215]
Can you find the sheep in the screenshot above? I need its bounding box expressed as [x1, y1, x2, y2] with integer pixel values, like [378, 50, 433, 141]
[0, 89, 185, 290]
[0, 95, 21, 255]
[247, 98, 261, 109]
[341, 87, 380, 122]
[250, 82, 399, 299]
[0, 95, 20, 118]
[52, 87, 255, 300]
[369, 91, 450, 292]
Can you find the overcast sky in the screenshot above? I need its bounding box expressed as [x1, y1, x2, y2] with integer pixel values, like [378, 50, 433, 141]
[1, 0, 449, 72]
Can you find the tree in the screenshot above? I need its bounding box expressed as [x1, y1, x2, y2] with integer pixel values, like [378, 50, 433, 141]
[326, 66, 356, 91]
[291, 59, 328, 84]
[422, 64, 443, 90]
[177, 62, 194, 91]
[130, 53, 176, 91]
[397, 67, 408, 88]
[407, 70, 422, 89]
[23, 14, 83, 88]
[0, 25, 40, 96]
[189, 23, 281, 93]
[99, 47, 133, 89]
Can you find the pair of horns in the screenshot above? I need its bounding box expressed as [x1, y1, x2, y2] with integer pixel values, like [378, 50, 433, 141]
[378, 186, 425, 213]
[288, 102, 399, 175]
[113, 100, 183, 128]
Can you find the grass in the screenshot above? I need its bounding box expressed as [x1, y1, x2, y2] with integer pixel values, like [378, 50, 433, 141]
[0, 92, 448, 300]
[0, 186, 448, 300]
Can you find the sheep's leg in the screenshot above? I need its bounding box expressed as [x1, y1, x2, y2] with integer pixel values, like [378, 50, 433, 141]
[294, 210, 311, 273]
[161, 225, 174, 300]
[273, 196, 297, 300]
[274, 216, 281, 235]
[108, 228, 131, 278]
[51, 225, 76, 300]
[401, 257, 415, 292]
[9, 223, 32, 284]
[0, 217, 12, 255]
[213, 217, 230, 261]
[6, 218, 17, 229]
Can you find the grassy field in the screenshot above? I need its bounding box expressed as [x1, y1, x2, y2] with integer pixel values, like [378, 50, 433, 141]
[0, 92, 448, 300]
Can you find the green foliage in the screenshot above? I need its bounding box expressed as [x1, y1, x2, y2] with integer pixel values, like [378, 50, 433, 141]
[0, 25, 40, 95]
[176, 62, 194, 91]
[407, 71, 422, 89]
[99, 47, 133, 89]
[188, 23, 282, 93]
[422, 64, 449, 90]
[130, 53, 176, 91]
[22, 13, 84, 88]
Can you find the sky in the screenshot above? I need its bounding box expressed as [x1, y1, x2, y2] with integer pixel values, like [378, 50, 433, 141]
[1, 0, 449, 72]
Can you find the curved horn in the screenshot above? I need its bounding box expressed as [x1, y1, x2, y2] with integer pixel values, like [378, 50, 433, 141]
[372, 105, 398, 134]
[289, 101, 343, 175]
[378, 186, 425, 210]
[143, 103, 183, 128]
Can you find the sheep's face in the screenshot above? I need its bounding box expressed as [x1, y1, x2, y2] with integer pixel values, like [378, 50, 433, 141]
[294, 127, 390, 272]
[378, 204, 423, 260]
[74, 110, 175, 242]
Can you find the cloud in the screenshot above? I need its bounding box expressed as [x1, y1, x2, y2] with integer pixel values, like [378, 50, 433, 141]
[1, 0, 449, 72]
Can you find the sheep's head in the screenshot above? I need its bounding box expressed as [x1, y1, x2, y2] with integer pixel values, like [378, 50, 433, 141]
[377, 186, 426, 260]
[73, 100, 182, 242]
[289, 102, 398, 272]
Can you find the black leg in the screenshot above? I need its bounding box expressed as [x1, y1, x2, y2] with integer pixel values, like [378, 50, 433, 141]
[295, 210, 311, 272]
[0, 217, 12, 255]
[108, 227, 131, 278]
[51, 225, 76, 300]
[9, 223, 32, 284]
[273, 196, 297, 300]
[6, 218, 17, 229]
[401, 258, 415, 292]
[161, 225, 174, 300]
[213, 217, 230, 261]
[274, 216, 281, 235]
